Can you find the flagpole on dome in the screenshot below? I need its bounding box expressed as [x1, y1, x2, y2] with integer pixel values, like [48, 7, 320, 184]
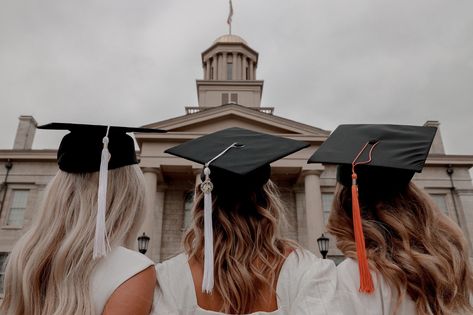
[227, 0, 234, 35]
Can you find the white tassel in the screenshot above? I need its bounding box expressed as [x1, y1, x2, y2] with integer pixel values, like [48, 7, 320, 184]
[201, 166, 214, 294]
[93, 127, 111, 259]
[198, 143, 241, 294]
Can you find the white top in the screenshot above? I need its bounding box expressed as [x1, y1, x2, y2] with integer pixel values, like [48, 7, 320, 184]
[90, 246, 155, 315]
[152, 249, 341, 315]
[336, 259, 417, 315]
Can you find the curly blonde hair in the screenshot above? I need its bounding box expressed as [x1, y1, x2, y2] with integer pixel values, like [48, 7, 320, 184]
[183, 180, 297, 314]
[328, 182, 473, 315]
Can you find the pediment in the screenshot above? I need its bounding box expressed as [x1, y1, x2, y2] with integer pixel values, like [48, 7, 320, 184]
[142, 104, 329, 136]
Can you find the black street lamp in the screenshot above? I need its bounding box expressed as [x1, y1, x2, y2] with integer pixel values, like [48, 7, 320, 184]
[317, 233, 329, 259]
[137, 232, 150, 255]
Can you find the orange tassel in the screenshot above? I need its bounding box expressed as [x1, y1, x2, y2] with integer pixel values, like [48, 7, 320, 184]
[352, 173, 374, 294]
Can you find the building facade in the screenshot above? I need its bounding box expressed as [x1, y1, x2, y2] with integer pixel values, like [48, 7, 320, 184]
[1, 34, 473, 290]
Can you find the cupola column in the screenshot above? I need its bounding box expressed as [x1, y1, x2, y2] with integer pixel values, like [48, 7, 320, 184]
[205, 60, 210, 80]
[211, 57, 216, 80]
[249, 60, 254, 80]
[223, 52, 228, 80]
[218, 53, 224, 80]
[242, 57, 247, 80]
[236, 54, 242, 80]
[232, 52, 238, 81]
[215, 54, 220, 80]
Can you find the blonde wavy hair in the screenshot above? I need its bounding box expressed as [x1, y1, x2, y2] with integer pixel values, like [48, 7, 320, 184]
[328, 182, 473, 315]
[1, 165, 146, 315]
[183, 180, 296, 314]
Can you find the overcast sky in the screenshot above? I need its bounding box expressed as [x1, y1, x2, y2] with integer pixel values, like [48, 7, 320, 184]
[0, 0, 472, 155]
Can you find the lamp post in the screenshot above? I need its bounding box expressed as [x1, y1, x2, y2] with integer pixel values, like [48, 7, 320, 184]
[317, 233, 329, 259]
[137, 232, 150, 255]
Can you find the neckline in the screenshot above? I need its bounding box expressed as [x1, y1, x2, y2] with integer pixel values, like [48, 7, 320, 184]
[184, 250, 297, 315]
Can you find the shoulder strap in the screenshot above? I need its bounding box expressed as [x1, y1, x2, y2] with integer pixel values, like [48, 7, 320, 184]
[156, 253, 198, 312]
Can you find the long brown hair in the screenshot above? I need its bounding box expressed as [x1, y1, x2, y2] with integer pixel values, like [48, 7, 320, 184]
[1, 165, 146, 315]
[183, 180, 296, 314]
[328, 182, 473, 315]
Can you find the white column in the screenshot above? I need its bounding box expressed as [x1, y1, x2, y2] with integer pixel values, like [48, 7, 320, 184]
[140, 168, 165, 262]
[236, 54, 242, 80]
[223, 53, 228, 80]
[457, 190, 473, 253]
[211, 57, 216, 80]
[218, 53, 224, 80]
[141, 169, 157, 259]
[194, 169, 202, 191]
[249, 60, 254, 80]
[242, 57, 248, 80]
[232, 53, 237, 81]
[295, 190, 307, 247]
[304, 170, 324, 255]
[205, 60, 210, 80]
[154, 188, 165, 262]
[215, 55, 219, 80]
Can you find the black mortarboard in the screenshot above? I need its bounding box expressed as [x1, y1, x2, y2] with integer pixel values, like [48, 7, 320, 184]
[37, 122, 166, 260]
[308, 124, 436, 294]
[308, 124, 437, 189]
[37, 122, 166, 173]
[165, 127, 309, 293]
[165, 127, 309, 190]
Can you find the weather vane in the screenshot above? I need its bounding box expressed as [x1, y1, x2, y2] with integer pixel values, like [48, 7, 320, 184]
[227, 0, 234, 34]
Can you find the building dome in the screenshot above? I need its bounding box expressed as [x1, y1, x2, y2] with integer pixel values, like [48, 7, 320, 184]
[213, 34, 248, 45]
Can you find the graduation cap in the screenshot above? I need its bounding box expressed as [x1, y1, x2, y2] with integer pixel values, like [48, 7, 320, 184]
[37, 122, 166, 259]
[308, 124, 437, 294]
[37, 122, 166, 173]
[165, 127, 309, 293]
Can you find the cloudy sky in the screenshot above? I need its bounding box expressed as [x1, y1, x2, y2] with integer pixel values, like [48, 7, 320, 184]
[0, 0, 472, 155]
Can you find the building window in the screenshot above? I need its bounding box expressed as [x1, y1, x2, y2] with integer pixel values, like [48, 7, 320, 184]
[182, 191, 194, 230]
[430, 194, 448, 215]
[227, 62, 233, 80]
[322, 193, 334, 225]
[6, 189, 29, 227]
[221, 93, 229, 105]
[230, 93, 238, 104]
[0, 252, 8, 294]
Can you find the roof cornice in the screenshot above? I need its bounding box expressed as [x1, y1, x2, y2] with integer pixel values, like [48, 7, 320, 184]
[0, 150, 57, 161]
[0, 150, 471, 168]
[141, 104, 330, 136]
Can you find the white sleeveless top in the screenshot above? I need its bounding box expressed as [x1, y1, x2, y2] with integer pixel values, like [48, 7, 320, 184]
[90, 246, 155, 315]
[336, 259, 417, 315]
[338, 258, 473, 315]
[152, 249, 341, 315]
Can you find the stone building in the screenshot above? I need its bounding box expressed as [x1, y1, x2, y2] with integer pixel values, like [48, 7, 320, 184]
[1, 34, 473, 293]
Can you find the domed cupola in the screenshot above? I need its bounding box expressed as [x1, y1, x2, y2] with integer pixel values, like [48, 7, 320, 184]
[196, 33, 263, 108]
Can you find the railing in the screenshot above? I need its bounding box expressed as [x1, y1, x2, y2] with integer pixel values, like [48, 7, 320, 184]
[185, 106, 274, 115]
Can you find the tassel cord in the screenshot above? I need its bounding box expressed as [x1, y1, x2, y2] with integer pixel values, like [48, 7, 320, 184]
[202, 190, 214, 293]
[93, 127, 112, 259]
[200, 143, 243, 294]
[351, 141, 379, 294]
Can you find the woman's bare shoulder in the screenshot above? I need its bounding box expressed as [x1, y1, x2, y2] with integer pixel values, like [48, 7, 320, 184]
[102, 266, 156, 315]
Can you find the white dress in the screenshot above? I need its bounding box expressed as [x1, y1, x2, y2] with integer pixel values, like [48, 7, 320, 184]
[336, 258, 417, 315]
[90, 246, 155, 315]
[152, 249, 341, 315]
